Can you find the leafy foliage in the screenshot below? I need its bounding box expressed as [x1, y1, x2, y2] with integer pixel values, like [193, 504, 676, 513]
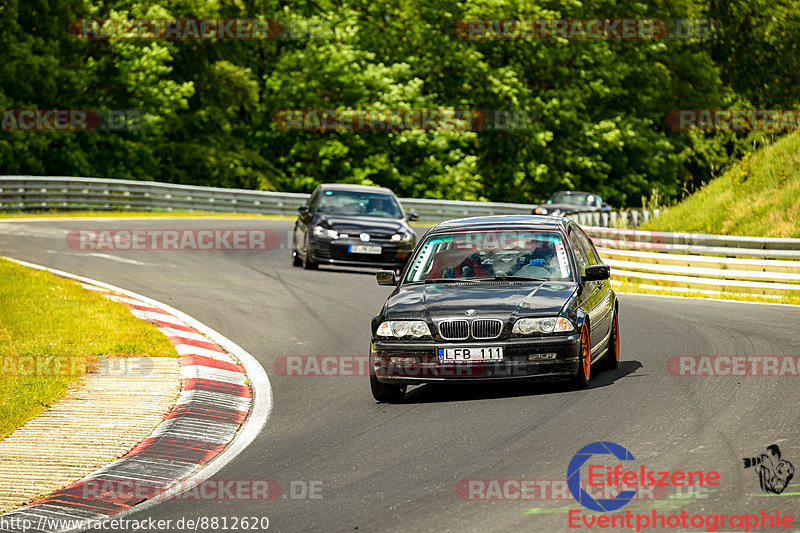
[0, 0, 796, 206]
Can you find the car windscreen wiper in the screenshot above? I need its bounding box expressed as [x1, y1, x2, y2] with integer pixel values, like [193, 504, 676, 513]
[472, 275, 549, 282]
[421, 277, 483, 283]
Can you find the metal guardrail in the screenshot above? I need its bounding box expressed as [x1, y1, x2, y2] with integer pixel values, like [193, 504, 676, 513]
[0, 176, 309, 216]
[0, 175, 654, 227]
[1, 175, 799, 296]
[582, 227, 800, 261]
[597, 247, 800, 294]
[581, 227, 800, 295]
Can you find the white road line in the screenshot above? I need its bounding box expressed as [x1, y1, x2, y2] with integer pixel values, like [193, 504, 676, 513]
[44, 249, 169, 266]
[173, 344, 227, 359]
[157, 327, 210, 343]
[180, 365, 247, 385]
[129, 308, 183, 323]
[106, 294, 150, 307]
[174, 390, 251, 411]
[175, 348, 236, 363]
[148, 418, 239, 445]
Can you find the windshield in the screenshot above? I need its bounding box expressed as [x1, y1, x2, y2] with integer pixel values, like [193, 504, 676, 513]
[547, 192, 593, 206]
[316, 190, 403, 218]
[405, 230, 572, 282]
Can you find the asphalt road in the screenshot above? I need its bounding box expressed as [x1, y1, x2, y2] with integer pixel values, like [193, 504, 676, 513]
[2, 217, 800, 533]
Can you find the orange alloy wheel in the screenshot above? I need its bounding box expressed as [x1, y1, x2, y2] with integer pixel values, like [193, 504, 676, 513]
[582, 324, 591, 380]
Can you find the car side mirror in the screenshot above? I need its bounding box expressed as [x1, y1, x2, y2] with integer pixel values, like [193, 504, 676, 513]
[406, 211, 419, 221]
[297, 205, 309, 215]
[376, 270, 398, 286]
[582, 264, 610, 283]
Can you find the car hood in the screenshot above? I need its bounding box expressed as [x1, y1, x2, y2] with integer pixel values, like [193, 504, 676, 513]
[315, 214, 410, 238]
[384, 281, 578, 320]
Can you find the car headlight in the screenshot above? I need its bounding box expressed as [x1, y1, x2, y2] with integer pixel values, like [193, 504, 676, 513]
[313, 225, 338, 239]
[391, 231, 413, 242]
[534, 207, 548, 215]
[377, 320, 431, 338]
[512, 317, 574, 335]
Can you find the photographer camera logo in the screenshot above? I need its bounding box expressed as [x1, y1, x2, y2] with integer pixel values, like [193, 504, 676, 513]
[744, 444, 794, 494]
[567, 441, 637, 512]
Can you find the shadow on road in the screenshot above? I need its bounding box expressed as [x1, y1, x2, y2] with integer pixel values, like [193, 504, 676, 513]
[401, 360, 643, 404]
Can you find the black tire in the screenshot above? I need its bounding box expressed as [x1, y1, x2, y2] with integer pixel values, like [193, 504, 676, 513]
[301, 235, 318, 270]
[574, 322, 591, 388]
[370, 374, 406, 403]
[603, 308, 620, 370]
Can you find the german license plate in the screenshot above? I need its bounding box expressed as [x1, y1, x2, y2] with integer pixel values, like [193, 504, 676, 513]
[438, 346, 504, 362]
[349, 245, 382, 254]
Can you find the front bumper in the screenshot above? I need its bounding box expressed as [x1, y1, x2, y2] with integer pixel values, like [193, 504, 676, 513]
[309, 237, 413, 268]
[371, 334, 581, 384]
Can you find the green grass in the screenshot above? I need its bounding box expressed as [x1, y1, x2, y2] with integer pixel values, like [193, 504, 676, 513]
[0, 258, 176, 440]
[642, 132, 800, 237]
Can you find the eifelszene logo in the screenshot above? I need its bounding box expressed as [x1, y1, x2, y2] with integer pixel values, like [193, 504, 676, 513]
[744, 444, 795, 495]
[567, 441, 721, 512]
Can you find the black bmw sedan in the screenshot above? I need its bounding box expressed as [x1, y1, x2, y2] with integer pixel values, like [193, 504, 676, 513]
[369, 215, 619, 402]
[292, 184, 418, 271]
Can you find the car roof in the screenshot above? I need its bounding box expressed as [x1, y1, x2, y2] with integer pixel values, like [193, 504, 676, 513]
[317, 183, 395, 194]
[552, 190, 592, 196]
[428, 215, 570, 233]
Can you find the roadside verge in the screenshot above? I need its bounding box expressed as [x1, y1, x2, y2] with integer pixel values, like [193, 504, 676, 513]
[0, 257, 271, 533]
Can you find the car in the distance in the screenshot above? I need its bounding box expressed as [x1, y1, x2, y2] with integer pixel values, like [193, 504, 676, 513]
[369, 215, 619, 402]
[292, 184, 418, 271]
[532, 191, 611, 217]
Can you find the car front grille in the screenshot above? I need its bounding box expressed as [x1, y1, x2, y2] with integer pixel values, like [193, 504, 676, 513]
[438, 319, 470, 340]
[471, 319, 503, 339]
[438, 319, 503, 340]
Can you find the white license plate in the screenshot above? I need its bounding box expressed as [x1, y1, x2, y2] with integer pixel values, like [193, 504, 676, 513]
[349, 245, 382, 254]
[438, 346, 504, 362]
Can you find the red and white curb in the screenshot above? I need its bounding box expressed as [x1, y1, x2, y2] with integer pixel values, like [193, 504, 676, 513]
[0, 257, 271, 533]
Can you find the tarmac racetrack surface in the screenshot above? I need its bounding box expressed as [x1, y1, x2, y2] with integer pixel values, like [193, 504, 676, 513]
[2, 217, 800, 533]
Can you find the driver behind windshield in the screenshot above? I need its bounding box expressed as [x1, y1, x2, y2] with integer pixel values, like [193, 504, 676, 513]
[365, 195, 401, 218]
[366, 196, 389, 215]
[510, 241, 557, 277]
